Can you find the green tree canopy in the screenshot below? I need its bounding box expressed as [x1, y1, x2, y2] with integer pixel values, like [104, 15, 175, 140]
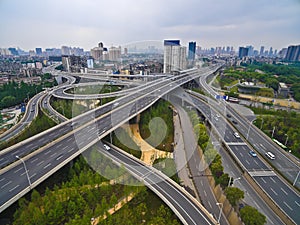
[224, 187, 244, 206]
[240, 205, 266, 225]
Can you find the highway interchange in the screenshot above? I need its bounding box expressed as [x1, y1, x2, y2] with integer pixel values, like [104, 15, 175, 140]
[0, 63, 299, 224]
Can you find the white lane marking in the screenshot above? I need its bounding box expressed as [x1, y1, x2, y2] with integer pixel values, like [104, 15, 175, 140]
[208, 201, 212, 209]
[14, 167, 23, 173]
[203, 190, 207, 197]
[280, 188, 288, 195]
[30, 158, 39, 164]
[254, 160, 259, 165]
[44, 163, 51, 169]
[57, 143, 62, 148]
[270, 188, 278, 196]
[37, 160, 44, 166]
[253, 200, 260, 209]
[261, 178, 266, 183]
[283, 201, 293, 211]
[270, 177, 276, 183]
[260, 144, 266, 150]
[245, 160, 250, 165]
[30, 173, 36, 179]
[200, 180, 203, 186]
[1, 181, 12, 189]
[9, 185, 20, 192]
[265, 215, 274, 225]
[63, 146, 68, 151]
[56, 155, 64, 161]
[68, 148, 75, 153]
[0, 178, 5, 182]
[295, 201, 300, 207]
[50, 152, 57, 158]
[44, 150, 51, 155]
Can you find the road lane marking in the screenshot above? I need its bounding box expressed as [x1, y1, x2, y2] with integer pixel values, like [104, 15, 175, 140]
[68, 148, 75, 153]
[14, 167, 23, 173]
[44, 163, 51, 169]
[37, 160, 44, 166]
[30, 173, 36, 179]
[283, 201, 293, 211]
[270, 188, 278, 196]
[30, 158, 38, 163]
[261, 178, 266, 183]
[1, 181, 12, 189]
[270, 177, 276, 183]
[50, 152, 57, 158]
[57, 143, 62, 148]
[203, 190, 207, 197]
[0, 178, 5, 182]
[295, 201, 300, 207]
[208, 201, 212, 209]
[9, 185, 20, 192]
[254, 160, 259, 165]
[245, 160, 250, 165]
[63, 146, 68, 151]
[56, 155, 64, 161]
[44, 150, 51, 155]
[280, 188, 288, 195]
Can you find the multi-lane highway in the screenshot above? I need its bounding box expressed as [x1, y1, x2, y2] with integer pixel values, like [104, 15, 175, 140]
[187, 91, 300, 224]
[0, 65, 222, 222]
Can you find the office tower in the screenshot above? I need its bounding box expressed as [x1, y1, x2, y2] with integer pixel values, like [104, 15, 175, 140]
[188, 41, 196, 60]
[285, 45, 300, 61]
[35, 48, 42, 55]
[238, 47, 249, 58]
[246, 45, 254, 57]
[164, 40, 187, 73]
[61, 46, 71, 55]
[124, 48, 128, 55]
[260, 46, 264, 56]
[269, 47, 273, 57]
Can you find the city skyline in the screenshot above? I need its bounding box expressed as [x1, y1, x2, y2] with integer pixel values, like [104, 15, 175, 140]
[0, 0, 299, 51]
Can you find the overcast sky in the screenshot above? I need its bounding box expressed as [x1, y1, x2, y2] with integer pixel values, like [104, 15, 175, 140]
[0, 0, 299, 51]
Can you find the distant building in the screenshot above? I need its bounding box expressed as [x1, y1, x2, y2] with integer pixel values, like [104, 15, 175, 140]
[238, 47, 249, 58]
[163, 40, 186, 73]
[278, 82, 289, 98]
[8, 47, 18, 56]
[260, 46, 265, 56]
[109, 46, 121, 61]
[188, 41, 196, 61]
[62, 55, 87, 72]
[285, 45, 300, 61]
[246, 45, 254, 57]
[87, 58, 94, 68]
[35, 48, 42, 55]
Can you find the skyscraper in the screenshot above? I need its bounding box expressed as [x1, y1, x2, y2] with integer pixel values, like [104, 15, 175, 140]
[238, 47, 249, 58]
[285, 45, 300, 61]
[163, 40, 186, 73]
[188, 41, 196, 61]
[35, 48, 42, 55]
[260, 46, 265, 56]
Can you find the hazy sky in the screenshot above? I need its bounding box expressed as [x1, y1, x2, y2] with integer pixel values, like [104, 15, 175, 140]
[0, 0, 299, 51]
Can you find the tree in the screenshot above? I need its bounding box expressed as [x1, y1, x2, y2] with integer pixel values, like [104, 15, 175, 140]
[240, 205, 266, 225]
[224, 187, 244, 206]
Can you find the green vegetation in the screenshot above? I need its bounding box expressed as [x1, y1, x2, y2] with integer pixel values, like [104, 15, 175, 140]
[251, 107, 300, 158]
[13, 147, 181, 225]
[240, 205, 267, 225]
[224, 187, 244, 207]
[140, 99, 174, 152]
[51, 97, 116, 119]
[0, 111, 56, 152]
[66, 84, 122, 95]
[0, 74, 57, 109]
[153, 158, 179, 183]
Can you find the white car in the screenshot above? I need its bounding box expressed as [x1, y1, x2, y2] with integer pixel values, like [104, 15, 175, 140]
[103, 144, 111, 151]
[233, 132, 240, 138]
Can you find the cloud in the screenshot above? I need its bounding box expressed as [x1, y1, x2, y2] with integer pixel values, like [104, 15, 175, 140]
[0, 0, 299, 50]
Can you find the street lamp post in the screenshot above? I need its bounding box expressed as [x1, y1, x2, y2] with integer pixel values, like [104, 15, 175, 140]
[284, 134, 289, 146]
[228, 177, 241, 187]
[216, 202, 223, 224]
[260, 117, 264, 130]
[16, 155, 31, 189]
[271, 126, 276, 138]
[246, 118, 256, 140]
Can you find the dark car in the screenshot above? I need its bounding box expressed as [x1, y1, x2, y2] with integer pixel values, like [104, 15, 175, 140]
[232, 120, 238, 124]
[226, 114, 231, 118]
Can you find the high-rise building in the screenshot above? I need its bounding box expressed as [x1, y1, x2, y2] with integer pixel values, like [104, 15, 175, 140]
[238, 47, 249, 58]
[35, 48, 42, 55]
[109, 46, 121, 61]
[246, 45, 254, 57]
[8, 47, 18, 55]
[269, 47, 273, 57]
[260, 46, 265, 56]
[188, 41, 196, 61]
[285, 45, 300, 61]
[163, 40, 186, 73]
